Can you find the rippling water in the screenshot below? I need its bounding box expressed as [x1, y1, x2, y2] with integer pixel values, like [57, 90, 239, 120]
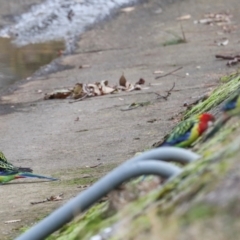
[0, 0, 137, 89]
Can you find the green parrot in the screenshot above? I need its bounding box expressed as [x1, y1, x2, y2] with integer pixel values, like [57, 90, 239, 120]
[0, 151, 32, 172]
[0, 151, 58, 184]
[0, 171, 58, 184]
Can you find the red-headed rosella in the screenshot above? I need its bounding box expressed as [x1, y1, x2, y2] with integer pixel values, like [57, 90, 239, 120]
[158, 113, 215, 148]
[0, 151, 58, 184]
[202, 91, 240, 142]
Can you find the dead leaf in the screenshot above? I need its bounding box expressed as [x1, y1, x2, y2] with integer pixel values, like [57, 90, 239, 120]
[31, 193, 63, 205]
[44, 89, 72, 100]
[97, 80, 117, 94]
[4, 219, 21, 224]
[194, 12, 232, 26]
[136, 78, 145, 85]
[216, 38, 229, 46]
[47, 193, 63, 201]
[81, 174, 92, 178]
[153, 70, 164, 74]
[134, 84, 142, 90]
[86, 163, 102, 168]
[87, 83, 101, 96]
[119, 73, 127, 87]
[121, 7, 135, 13]
[176, 14, 191, 20]
[79, 64, 91, 69]
[77, 185, 89, 189]
[147, 119, 157, 123]
[76, 129, 88, 133]
[72, 83, 83, 99]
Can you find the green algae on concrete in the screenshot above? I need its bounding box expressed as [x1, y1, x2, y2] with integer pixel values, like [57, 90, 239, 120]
[104, 125, 240, 239]
[47, 72, 240, 239]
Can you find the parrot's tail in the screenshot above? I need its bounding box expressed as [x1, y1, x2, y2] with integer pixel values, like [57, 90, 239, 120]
[18, 172, 58, 181]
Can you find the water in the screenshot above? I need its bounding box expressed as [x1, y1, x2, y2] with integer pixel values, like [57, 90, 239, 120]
[0, 0, 137, 90]
[0, 38, 64, 89]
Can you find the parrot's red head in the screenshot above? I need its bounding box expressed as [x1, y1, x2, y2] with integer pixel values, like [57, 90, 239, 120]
[198, 113, 215, 134]
[199, 113, 215, 122]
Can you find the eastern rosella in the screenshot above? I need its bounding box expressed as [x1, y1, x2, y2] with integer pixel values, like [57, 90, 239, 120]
[158, 113, 215, 148]
[0, 171, 58, 184]
[0, 151, 32, 172]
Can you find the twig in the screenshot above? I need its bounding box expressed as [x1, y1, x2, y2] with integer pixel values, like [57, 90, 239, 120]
[154, 82, 175, 100]
[79, 47, 131, 54]
[69, 94, 89, 103]
[215, 54, 240, 60]
[155, 67, 183, 79]
[179, 21, 187, 43]
[87, 163, 103, 168]
[215, 54, 240, 66]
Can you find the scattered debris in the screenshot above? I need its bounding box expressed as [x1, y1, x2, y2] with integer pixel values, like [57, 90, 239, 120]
[86, 163, 102, 168]
[77, 185, 89, 189]
[76, 129, 89, 133]
[120, 7, 135, 13]
[118, 74, 145, 91]
[45, 74, 146, 102]
[44, 89, 72, 100]
[216, 54, 240, 66]
[133, 137, 140, 140]
[177, 14, 191, 21]
[147, 119, 157, 123]
[31, 193, 63, 205]
[4, 219, 21, 224]
[216, 38, 229, 46]
[155, 67, 183, 79]
[194, 12, 232, 26]
[153, 70, 164, 74]
[81, 174, 92, 178]
[79, 64, 91, 69]
[121, 101, 151, 111]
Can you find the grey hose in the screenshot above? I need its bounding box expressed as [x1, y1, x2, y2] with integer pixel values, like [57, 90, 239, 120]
[127, 146, 200, 164]
[16, 160, 181, 240]
[16, 147, 199, 240]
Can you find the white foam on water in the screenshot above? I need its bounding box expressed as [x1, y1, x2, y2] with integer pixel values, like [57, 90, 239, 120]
[0, 0, 137, 52]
